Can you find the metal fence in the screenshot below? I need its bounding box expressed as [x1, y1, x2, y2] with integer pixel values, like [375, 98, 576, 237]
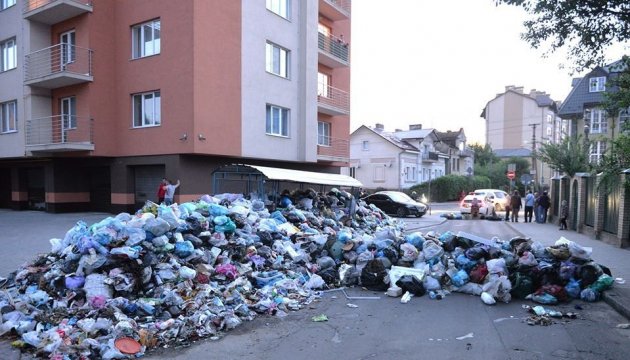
[585, 176, 596, 227]
[24, 44, 93, 82]
[23, 0, 92, 13]
[603, 177, 620, 234]
[318, 32, 349, 63]
[26, 115, 93, 146]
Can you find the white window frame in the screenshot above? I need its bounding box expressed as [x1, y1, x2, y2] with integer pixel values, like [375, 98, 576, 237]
[589, 76, 606, 92]
[1, 38, 16, 72]
[405, 166, 416, 182]
[590, 109, 608, 134]
[1, 0, 16, 11]
[265, 41, 289, 78]
[60, 30, 76, 67]
[547, 114, 553, 123]
[373, 166, 385, 182]
[266, 0, 290, 19]
[317, 72, 330, 97]
[132, 19, 160, 59]
[132, 90, 161, 128]
[1, 100, 17, 133]
[266, 104, 289, 137]
[589, 141, 607, 164]
[362, 140, 369, 151]
[60, 96, 77, 131]
[317, 121, 330, 146]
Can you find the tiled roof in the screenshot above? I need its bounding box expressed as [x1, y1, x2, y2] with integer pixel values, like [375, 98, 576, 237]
[353, 125, 419, 151]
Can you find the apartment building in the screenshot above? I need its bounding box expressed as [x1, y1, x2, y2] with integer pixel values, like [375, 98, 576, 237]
[481, 85, 568, 187]
[0, 0, 351, 213]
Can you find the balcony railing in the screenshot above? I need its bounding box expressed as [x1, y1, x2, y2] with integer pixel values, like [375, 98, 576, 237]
[318, 32, 349, 67]
[24, 0, 93, 24]
[317, 136, 349, 162]
[25, 43, 93, 88]
[319, 0, 351, 20]
[26, 115, 94, 152]
[422, 151, 439, 162]
[317, 83, 350, 116]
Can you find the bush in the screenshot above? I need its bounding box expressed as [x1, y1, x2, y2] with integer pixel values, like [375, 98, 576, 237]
[409, 175, 491, 202]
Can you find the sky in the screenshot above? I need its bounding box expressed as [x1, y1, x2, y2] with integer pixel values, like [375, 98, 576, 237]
[350, 0, 629, 145]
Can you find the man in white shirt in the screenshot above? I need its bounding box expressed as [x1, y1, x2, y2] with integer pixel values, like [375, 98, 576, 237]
[164, 179, 180, 205]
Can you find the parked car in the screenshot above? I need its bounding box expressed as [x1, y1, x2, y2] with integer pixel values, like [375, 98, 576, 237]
[362, 191, 427, 217]
[460, 193, 492, 218]
[474, 189, 509, 211]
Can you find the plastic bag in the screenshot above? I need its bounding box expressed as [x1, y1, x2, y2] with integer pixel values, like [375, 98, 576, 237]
[122, 227, 146, 247]
[580, 288, 600, 302]
[536, 284, 568, 302]
[405, 232, 425, 249]
[214, 215, 236, 234]
[423, 275, 441, 291]
[456, 254, 477, 271]
[565, 278, 581, 299]
[481, 292, 496, 305]
[144, 217, 171, 236]
[304, 274, 326, 289]
[531, 293, 558, 305]
[422, 241, 444, 261]
[174, 241, 195, 258]
[454, 282, 483, 296]
[469, 264, 488, 284]
[590, 274, 614, 292]
[518, 251, 538, 267]
[360, 259, 388, 291]
[559, 260, 578, 281]
[396, 275, 426, 296]
[486, 258, 506, 275]
[509, 272, 534, 299]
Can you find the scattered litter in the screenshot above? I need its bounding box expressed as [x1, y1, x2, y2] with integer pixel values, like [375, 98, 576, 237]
[456, 332, 474, 340]
[617, 323, 630, 329]
[615, 278, 626, 284]
[312, 314, 329, 322]
[346, 303, 358, 308]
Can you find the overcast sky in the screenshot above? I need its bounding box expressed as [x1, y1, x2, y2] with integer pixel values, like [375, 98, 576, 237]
[350, 0, 629, 144]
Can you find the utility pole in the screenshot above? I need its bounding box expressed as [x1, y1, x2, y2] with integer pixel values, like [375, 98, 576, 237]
[529, 123, 538, 192]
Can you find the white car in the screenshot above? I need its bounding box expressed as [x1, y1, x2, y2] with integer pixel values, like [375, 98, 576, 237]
[474, 189, 509, 211]
[460, 194, 492, 218]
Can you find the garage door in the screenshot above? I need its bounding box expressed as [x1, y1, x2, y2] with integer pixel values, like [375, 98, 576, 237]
[134, 165, 165, 208]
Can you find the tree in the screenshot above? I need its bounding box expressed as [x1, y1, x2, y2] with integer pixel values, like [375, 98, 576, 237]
[535, 135, 590, 177]
[496, 0, 630, 73]
[470, 143, 499, 167]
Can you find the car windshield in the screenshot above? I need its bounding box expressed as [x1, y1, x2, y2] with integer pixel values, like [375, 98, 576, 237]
[386, 192, 414, 203]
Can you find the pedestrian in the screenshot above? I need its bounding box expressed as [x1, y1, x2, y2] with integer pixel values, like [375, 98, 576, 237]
[510, 190, 522, 222]
[559, 200, 569, 230]
[164, 179, 180, 205]
[524, 190, 535, 222]
[533, 192, 540, 223]
[538, 191, 551, 223]
[156, 178, 167, 204]
[504, 192, 511, 221]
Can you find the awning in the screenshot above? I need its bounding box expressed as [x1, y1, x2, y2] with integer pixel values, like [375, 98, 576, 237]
[214, 164, 362, 188]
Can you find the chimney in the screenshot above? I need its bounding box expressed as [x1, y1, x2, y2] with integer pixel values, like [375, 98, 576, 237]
[374, 123, 384, 132]
[409, 124, 422, 130]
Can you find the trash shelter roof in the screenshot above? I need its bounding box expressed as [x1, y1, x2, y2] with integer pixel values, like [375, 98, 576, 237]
[219, 164, 363, 187]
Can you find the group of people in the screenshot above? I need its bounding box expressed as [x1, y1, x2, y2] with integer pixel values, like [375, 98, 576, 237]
[156, 178, 180, 205]
[503, 190, 556, 225]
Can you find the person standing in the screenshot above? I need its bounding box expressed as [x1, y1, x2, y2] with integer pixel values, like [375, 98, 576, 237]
[524, 190, 535, 222]
[156, 178, 167, 204]
[510, 190, 522, 222]
[533, 192, 540, 223]
[538, 191, 551, 223]
[559, 200, 569, 230]
[164, 179, 180, 205]
[504, 192, 511, 221]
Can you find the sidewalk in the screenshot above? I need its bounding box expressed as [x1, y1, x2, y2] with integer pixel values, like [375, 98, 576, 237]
[505, 219, 630, 320]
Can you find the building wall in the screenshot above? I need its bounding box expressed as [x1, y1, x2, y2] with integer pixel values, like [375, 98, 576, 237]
[349, 128, 399, 189]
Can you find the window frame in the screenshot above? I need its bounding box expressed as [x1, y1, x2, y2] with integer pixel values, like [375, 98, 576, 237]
[266, 104, 289, 137]
[589, 141, 607, 164]
[1, 0, 16, 11]
[265, 41, 290, 78]
[131, 19, 161, 59]
[317, 121, 330, 146]
[60, 96, 77, 130]
[317, 72, 331, 97]
[1, 37, 17, 72]
[266, 0, 290, 19]
[59, 30, 76, 66]
[589, 76, 606, 92]
[132, 90, 161, 128]
[590, 108, 608, 134]
[0, 100, 17, 134]
[362, 140, 369, 151]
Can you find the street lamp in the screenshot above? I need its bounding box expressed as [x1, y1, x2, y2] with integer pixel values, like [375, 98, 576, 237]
[584, 122, 590, 162]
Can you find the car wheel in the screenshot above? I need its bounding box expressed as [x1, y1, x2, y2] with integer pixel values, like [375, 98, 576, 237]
[396, 207, 407, 217]
[416, 213, 424, 218]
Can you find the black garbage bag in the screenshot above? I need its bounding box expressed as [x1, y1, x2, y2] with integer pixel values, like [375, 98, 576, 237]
[318, 267, 338, 285]
[382, 246, 399, 265]
[257, 231, 274, 247]
[361, 259, 388, 291]
[395, 275, 426, 296]
[509, 272, 534, 299]
[465, 246, 488, 261]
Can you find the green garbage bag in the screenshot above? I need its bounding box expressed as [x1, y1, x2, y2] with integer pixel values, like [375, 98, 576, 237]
[589, 274, 614, 292]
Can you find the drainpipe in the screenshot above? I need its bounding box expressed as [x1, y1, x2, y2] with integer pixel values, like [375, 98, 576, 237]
[398, 150, 405, 191]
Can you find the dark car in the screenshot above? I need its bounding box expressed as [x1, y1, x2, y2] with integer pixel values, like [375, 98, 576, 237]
[362, 191, 427, 217]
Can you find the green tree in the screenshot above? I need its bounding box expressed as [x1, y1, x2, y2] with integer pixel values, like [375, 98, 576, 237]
[470, 143, 499, 167]
[495, 0, 630, 73]
[536, 135, 590, 177]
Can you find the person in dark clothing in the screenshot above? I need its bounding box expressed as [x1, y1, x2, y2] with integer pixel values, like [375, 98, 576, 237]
[537, 191, 551, 223]
[510, 190, 522, 222]
[504, 193, 511, 221]
[559, 200, 569, 230]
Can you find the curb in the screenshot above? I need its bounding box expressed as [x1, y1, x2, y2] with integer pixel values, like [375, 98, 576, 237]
[404, 217, 448, 232]
[602, 288, 630, 321]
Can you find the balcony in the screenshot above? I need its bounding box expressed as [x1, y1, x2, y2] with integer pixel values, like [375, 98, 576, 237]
[317, 137, 349, 163]
[422, 151, 439, 163]
[26, 115, 94, 152]
[23, 0, 92, 24]
[25, 44, 93, 88]
[317, 84, 350, 116]
[319, 0, 351, 21]
[318, 32, 349, 68]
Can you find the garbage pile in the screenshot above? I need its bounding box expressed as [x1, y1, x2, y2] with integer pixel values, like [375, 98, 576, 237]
[0, 190, 615, 359]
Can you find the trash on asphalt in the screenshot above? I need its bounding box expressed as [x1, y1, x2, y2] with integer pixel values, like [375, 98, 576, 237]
[0, 190, 617, 358]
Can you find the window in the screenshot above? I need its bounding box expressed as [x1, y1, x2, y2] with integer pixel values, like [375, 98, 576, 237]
[546, 126, 552, 137]
[266, 0, 289, 19]
[60, 96, 76, 129]
[374, 166, 385, 182]
[362, 140, 369, 151]
[266, 104, 289, 136]
[265, 42, 289, 78]
[1, 38, 16, 72]
[589, 109, 608, 134]
[318, 23, 331, 36]
[1, 0, 15, 10]
[589, 141, 607, 164]
[547, 114, 553, 123]
[133, 91, 161, 127]
[317, 72, 330, 97]
[405, 166, 416, 182]
[60, 30, 76, 66]
[589, 76, 606, 92]
[349, 167, 356, 178]
[1, 100, 17, 133]
[132, 19, 160, 59]
[318, 121, 330, 146]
